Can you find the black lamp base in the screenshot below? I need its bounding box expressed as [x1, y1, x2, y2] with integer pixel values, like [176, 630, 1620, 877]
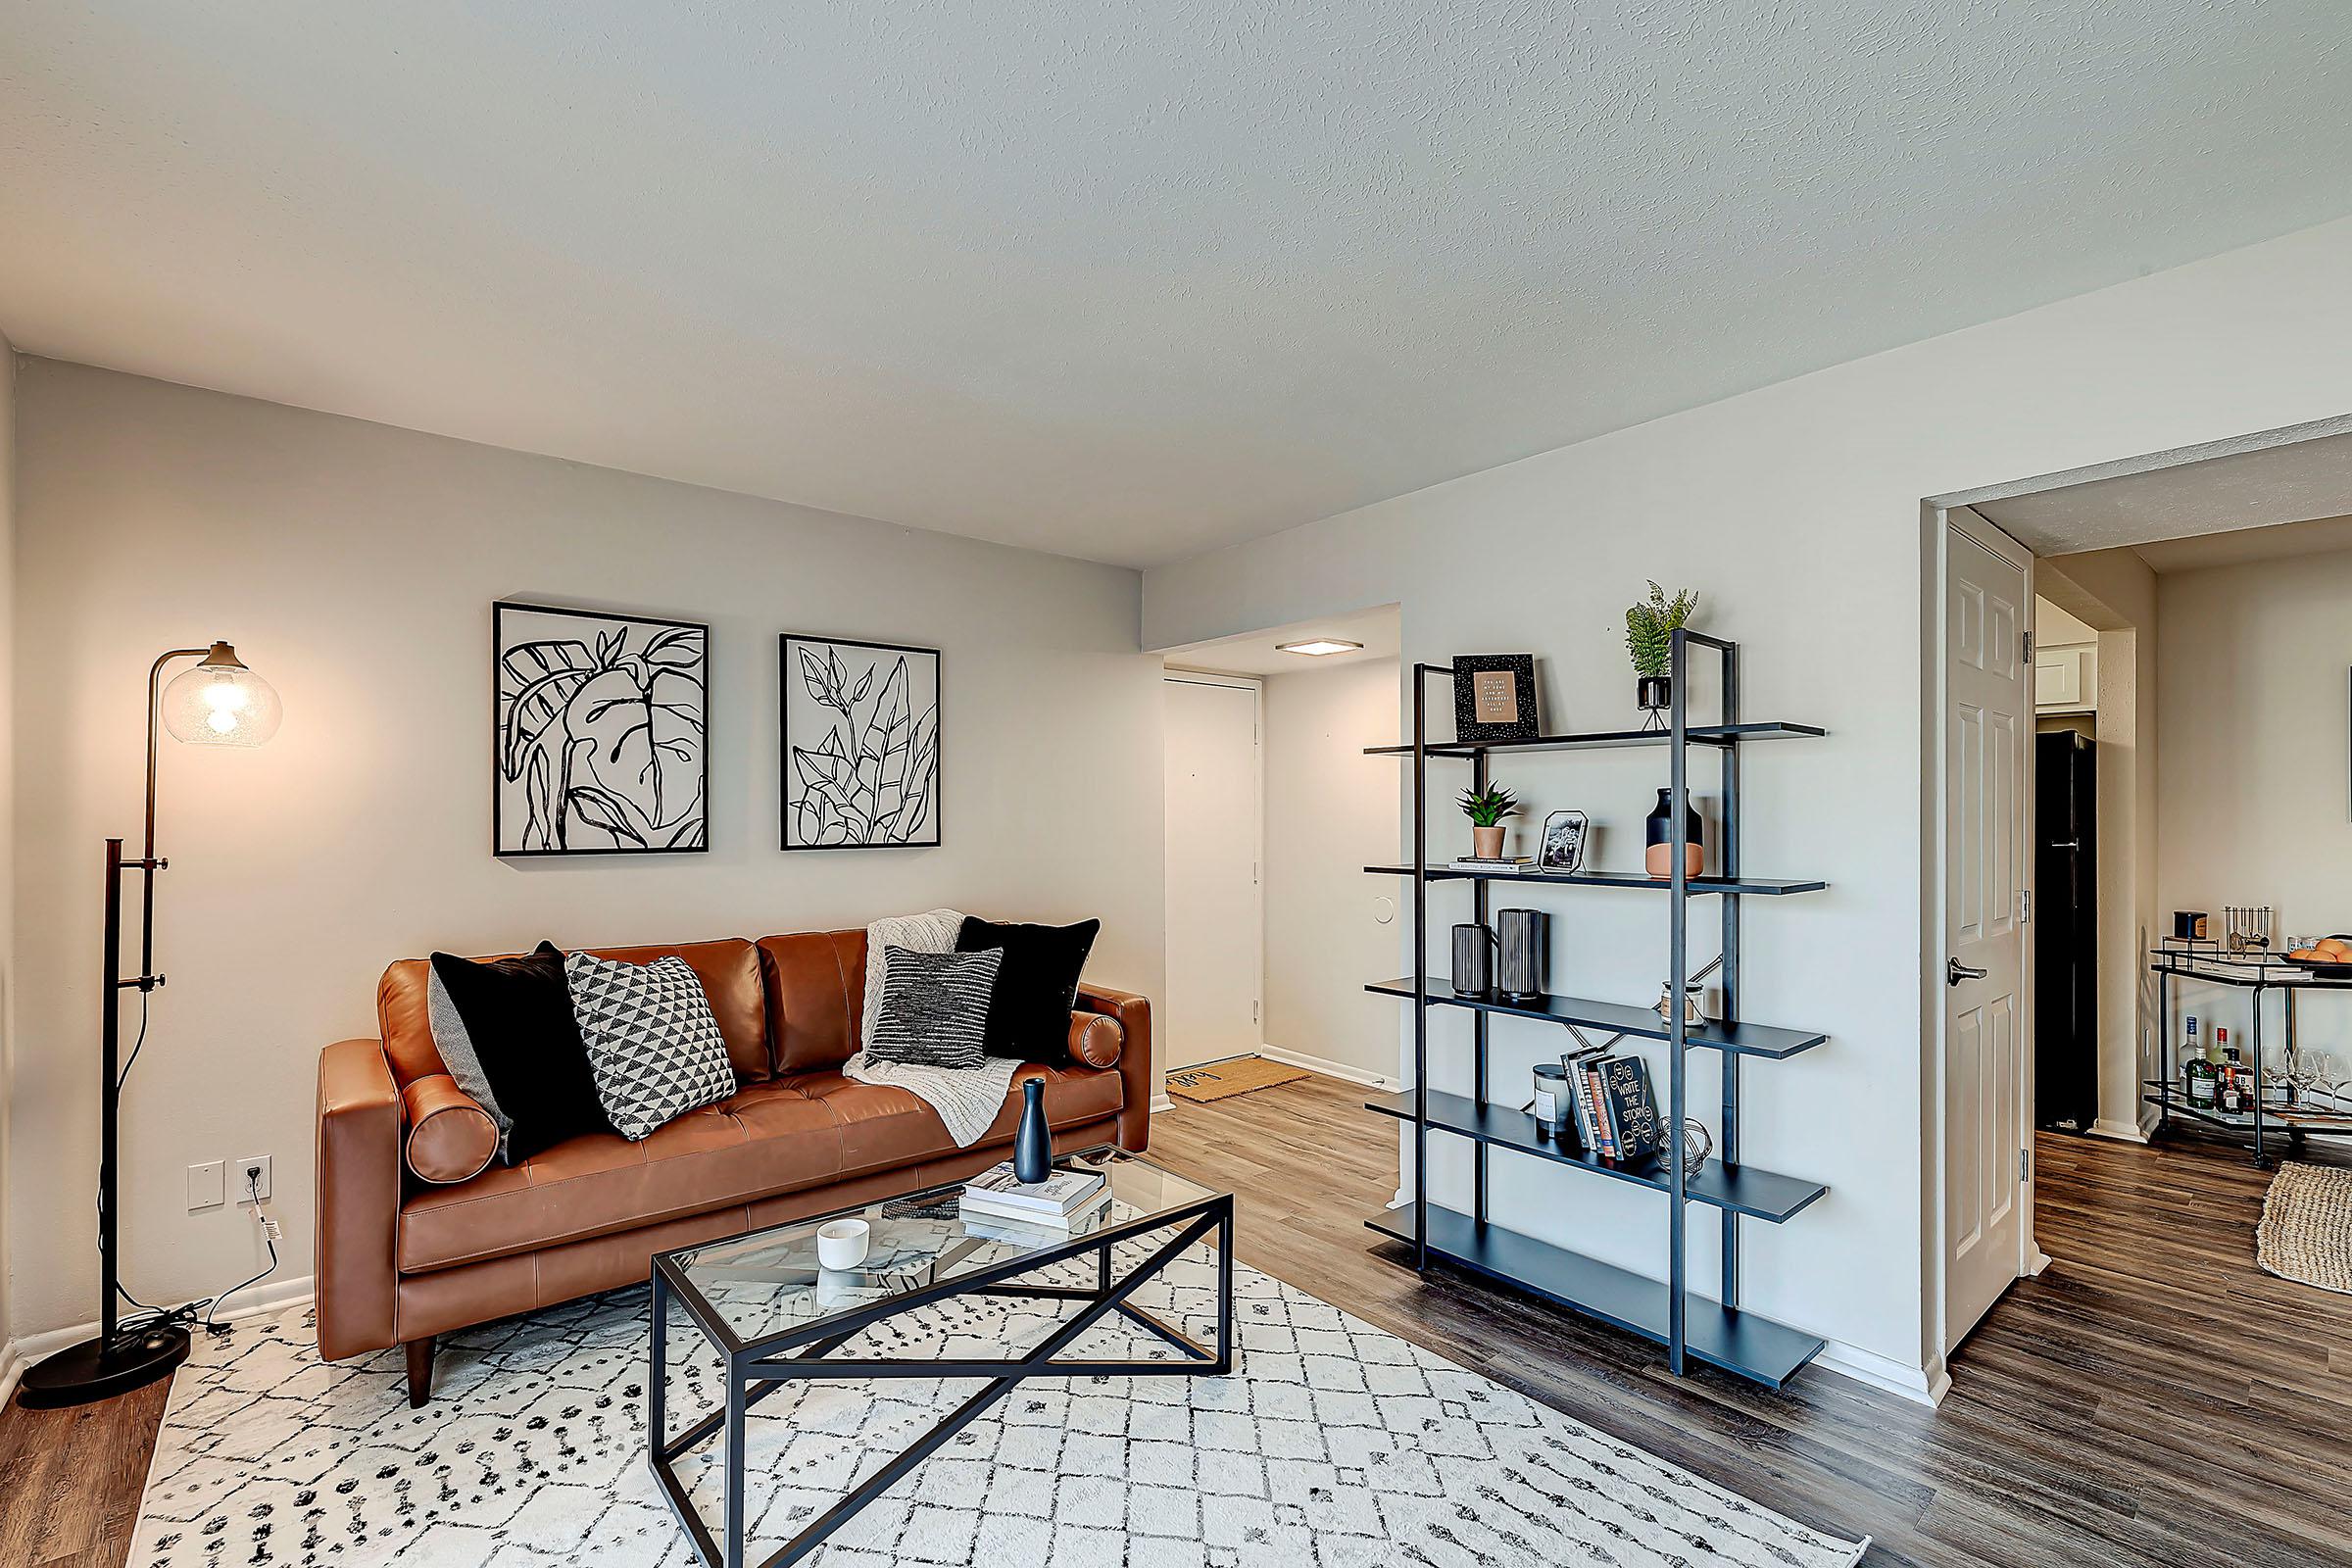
[15, 1322, 190, 1409]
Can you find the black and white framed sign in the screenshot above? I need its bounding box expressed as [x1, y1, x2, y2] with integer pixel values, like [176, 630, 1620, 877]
[780, 635, 941, 849]
[1452, 653, 1541, 742]
[493, 601, 710, 857]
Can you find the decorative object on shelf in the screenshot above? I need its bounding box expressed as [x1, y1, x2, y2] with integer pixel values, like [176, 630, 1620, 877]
[1530, 1061, 1574, 1138]
[2284, 935, 2352, 977]
[1657, 955, 1723, 1026]
[495, 602, 709, 856]
[2224, 905, 2274, 954]
[1496, 907, 1548, 1001]
[1625, 581, 1699, 731]
[1450, 922, 1496, 996]
[1012, 1077, 1053, 1183]
[1643, 787, 1705, 880]
[1680, 1117, 1715, 1173]
[2173, 909, 2210, 941]
[781, 634, 941, 849]
[1450, 653, 1540, 742]
[1538, 808, 1589, 872]
[21, 640, 284, 1411]
[1457, 781, 1521, 860]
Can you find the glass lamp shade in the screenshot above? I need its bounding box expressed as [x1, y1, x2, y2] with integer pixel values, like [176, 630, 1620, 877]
[161, 645, 281, 747]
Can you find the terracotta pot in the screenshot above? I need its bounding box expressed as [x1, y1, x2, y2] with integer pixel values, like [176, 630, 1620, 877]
[1471, 824, 1506, 860]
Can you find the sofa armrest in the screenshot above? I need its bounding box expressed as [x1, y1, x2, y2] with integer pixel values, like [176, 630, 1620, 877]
[1076, 983, 1152, 1152]
[317, 1037, 404, 1360]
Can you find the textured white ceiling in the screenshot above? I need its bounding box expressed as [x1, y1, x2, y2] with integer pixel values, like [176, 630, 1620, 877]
[1981, 430, 2352, 555]
[1164, 602, 1400, 675]
[5, 3, 2350, 567]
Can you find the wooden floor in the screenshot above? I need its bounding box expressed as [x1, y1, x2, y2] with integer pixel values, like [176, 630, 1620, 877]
[6, 1080, 2347, 1568]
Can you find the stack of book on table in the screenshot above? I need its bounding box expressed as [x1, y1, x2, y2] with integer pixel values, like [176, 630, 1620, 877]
[1562, 1048, 1664, 1163]
[1447, 856, 1533, 874]
[958, 1162, 1111, 1236]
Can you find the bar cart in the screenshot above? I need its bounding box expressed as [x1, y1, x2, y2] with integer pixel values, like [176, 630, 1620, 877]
[2148, 945, 2352, 1166]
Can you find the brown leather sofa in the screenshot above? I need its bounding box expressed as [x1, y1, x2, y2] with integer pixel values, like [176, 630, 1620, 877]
[317, 928, 1151, 1403]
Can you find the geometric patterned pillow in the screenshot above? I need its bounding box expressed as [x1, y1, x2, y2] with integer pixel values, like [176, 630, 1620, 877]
[562, 951, 739, 1141]
[866, 945, 1001, 1070]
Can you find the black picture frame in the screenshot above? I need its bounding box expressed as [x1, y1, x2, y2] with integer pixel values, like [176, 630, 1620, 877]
[780, 634, 943, 850]
[1451, 653, 1541, 742]
[1539, 808, 1589, 872]
[492, 600, 710, 858]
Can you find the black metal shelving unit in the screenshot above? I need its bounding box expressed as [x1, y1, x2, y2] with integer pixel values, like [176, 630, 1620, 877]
[1365, 628, 1830, 1389]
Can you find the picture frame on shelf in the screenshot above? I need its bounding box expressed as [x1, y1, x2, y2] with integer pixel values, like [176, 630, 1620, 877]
[1451, 653, 1540, 742]
[1538, 808, 1589, 873]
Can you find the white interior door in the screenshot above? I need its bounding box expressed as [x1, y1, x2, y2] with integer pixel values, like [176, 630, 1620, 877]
[1163, 674, 1263, 1071]
[1943, 513, 2033, 1349]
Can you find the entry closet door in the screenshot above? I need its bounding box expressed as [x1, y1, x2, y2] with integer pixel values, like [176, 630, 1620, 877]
[1163, 674, 1263, 1071]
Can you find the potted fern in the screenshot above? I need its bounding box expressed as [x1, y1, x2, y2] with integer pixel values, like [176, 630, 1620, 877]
[1457, 782, 1520, 861]
[1625, 581, 1699, 729]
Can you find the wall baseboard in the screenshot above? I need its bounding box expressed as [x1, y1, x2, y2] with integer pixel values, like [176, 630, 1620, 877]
[0, 1275, 317, 1407]
[2088, 1116, 2151, 1145]
[1257, 1043, 1398, 1091]
[1813, 1339, 1946, 1407]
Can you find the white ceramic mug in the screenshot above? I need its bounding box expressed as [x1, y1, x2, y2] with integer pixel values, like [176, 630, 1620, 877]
[816, 1217, 869, 1271]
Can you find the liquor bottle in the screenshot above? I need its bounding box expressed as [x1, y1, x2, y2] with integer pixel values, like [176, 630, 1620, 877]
[2183, 1016, 2220, 1109]
[2216, 1028, 2247, 1112]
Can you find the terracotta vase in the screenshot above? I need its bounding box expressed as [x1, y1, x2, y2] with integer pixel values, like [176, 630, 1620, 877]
[1642, 788, 1704, 880]
[1471, 824, 1506, 860]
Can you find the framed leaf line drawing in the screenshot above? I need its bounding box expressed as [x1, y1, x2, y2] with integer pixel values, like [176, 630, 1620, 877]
[780, 634, 941, 850]
[494, 601, 710, 857]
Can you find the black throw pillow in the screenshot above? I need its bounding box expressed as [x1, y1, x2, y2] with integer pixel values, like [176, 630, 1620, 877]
[955, 917, 1101, 1063]
[427, 943, 614, 1163]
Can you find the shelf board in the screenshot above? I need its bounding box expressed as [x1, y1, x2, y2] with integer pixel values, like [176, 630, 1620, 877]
[1363, 864, 1827, 896]
[1365, 1090, 1826, 1221]
[1367, 978, 1827, 1058]
[1364, 1203, 1825, 1389]
[2142, 1089, 2352, 1133]
[1362, 721, 1825, 758]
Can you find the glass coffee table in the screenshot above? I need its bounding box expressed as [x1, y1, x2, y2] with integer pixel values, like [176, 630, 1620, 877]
[648, 1147, 1234, 1568]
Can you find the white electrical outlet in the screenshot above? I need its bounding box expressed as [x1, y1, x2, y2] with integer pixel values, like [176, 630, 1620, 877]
[236, 1154, 272, 1202]
[187, 1160, 225, 1210]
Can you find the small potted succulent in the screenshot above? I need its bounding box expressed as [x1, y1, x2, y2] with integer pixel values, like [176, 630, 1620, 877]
[1457, 782, 1520, 860]
[1625, 581, 1700, 729]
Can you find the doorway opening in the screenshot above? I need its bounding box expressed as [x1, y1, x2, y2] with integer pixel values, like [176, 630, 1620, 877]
[1930, 415, 2352, 1372]
[1157, 606, 1401, 1108]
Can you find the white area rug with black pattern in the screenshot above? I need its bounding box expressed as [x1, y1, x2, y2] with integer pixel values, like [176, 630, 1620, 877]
[128, 1243, 1866, 1568]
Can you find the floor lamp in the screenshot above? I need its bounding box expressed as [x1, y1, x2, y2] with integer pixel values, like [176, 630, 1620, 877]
[17, 642, 281, 1408]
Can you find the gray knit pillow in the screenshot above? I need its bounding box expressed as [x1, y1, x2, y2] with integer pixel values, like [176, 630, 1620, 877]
[866, 946, 1002, 1070]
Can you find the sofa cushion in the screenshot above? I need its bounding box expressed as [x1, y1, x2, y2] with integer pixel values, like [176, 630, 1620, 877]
[781, 1060, 1125, 1177]
[565, 951, 739, 1140]
[382, 937, 770, 1088]
[397, 1088, 839, 1273]
[394, 1061, 1123, 1273]
[757, 929, 865, 1073]
[429, 945, 612, 1163]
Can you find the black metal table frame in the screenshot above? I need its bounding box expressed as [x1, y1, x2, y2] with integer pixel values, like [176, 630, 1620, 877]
[648, 1187, 1236, 1568]
[2151, 948, 2352, 1166]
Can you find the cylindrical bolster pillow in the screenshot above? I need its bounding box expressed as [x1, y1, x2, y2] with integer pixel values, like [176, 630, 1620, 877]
[401, 1073, 498, 1185]
[1068, 1012, 1124, 1069]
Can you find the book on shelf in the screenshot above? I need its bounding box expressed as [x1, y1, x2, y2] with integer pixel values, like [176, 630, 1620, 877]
[1596, 1056, 1663, 1161]
[1446, 856, 1532, 873]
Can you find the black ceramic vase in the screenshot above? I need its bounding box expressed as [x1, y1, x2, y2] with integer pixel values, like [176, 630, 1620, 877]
[1643, 788, 1704, 880]
[1013, 1078, 1053, 1184]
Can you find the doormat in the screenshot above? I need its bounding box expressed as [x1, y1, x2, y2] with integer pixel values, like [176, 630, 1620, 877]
[1166, 1054, 1309, 1102]
[2257, 1160, 2352, 1295]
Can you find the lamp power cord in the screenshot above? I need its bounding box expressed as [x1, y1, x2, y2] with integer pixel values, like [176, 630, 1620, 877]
[106, 990, 282, 1343]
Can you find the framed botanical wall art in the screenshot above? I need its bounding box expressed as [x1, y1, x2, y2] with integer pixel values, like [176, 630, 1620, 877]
[780, 635, 941, 849]
[494, 601, 710, 856]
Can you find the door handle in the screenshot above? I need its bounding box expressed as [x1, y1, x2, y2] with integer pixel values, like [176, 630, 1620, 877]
[1948, 957, 1988, 987]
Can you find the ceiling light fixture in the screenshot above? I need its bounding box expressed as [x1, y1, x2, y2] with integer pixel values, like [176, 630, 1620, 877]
[1276, 638, 1363, 657]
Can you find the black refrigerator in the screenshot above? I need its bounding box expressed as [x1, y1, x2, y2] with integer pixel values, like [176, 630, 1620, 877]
[2034, 731, 2098, 1133]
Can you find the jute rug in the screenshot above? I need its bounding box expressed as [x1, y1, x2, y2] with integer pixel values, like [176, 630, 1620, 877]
[2257, 1160, 2352, 1295]
[127, 1233, 1866, 1567]
[1165, 1055, 1308, 1103]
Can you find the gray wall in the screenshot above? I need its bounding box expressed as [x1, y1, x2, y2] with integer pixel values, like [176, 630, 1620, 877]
[9, 361, 1164, 1339]
[1143, 215, 2352, 1396]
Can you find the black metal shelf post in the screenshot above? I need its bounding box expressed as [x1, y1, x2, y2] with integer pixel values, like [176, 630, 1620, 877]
[1367, 631, 1828, 1389]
